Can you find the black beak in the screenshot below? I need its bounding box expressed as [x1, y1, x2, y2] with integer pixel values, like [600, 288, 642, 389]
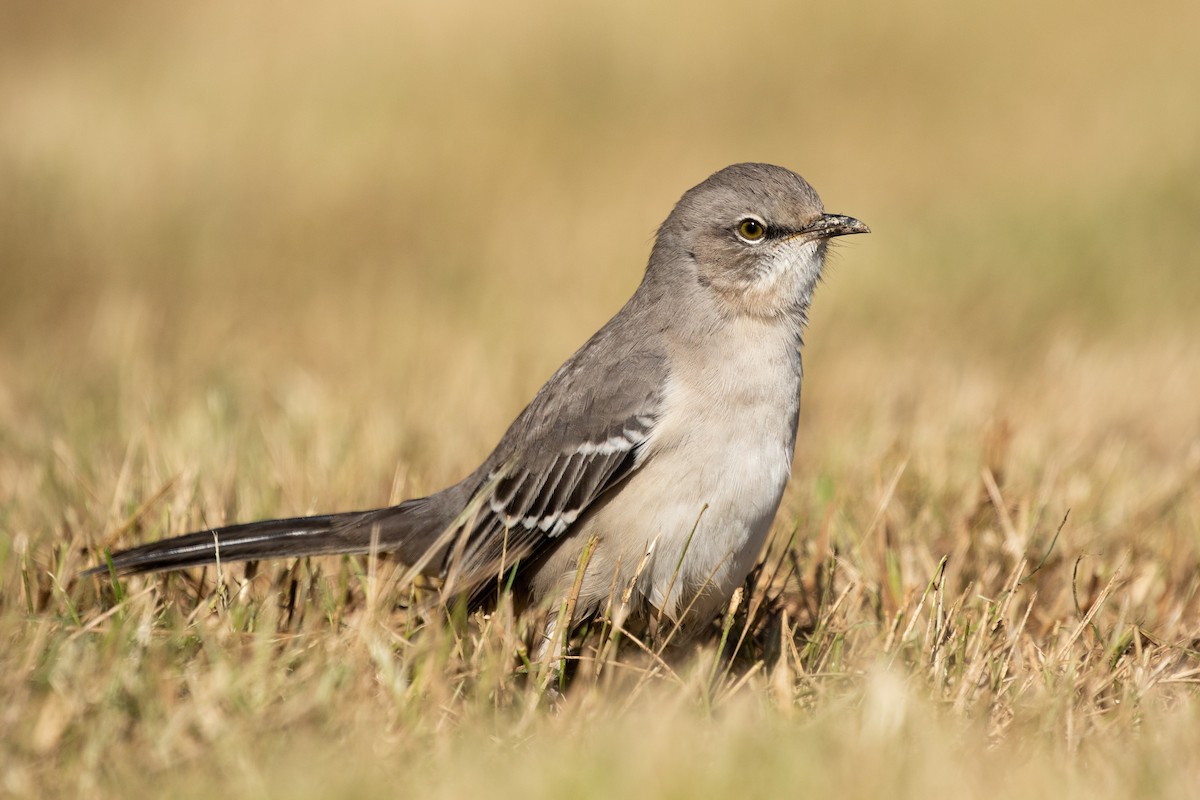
[798, 213, 870, 241]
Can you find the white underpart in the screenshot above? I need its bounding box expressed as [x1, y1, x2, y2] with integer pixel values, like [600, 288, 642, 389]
[529, 305, 806, 631]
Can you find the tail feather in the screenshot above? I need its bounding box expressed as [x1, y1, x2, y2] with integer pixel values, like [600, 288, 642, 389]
[84, 499, 443, 577]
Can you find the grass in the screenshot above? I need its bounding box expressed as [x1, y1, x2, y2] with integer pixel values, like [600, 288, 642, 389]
[3, 1, 1200, 797]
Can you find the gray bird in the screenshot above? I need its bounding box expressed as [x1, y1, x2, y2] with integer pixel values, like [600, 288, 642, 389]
[86, 163, 868, 642]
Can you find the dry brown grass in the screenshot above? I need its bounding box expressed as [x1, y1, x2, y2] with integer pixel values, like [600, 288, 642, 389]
[3, 1, 1199, 797]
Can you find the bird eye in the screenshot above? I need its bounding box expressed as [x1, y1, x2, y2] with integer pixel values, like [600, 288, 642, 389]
[736, 218, 767, 242]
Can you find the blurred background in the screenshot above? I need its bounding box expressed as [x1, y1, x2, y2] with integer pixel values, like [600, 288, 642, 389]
[1, 0, 1197, 558]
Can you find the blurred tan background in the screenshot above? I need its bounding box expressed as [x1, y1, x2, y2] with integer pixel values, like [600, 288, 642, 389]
[2, 0, 1197, 543]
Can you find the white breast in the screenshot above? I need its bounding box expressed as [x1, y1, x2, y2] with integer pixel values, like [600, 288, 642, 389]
[530, 315, 803, 626]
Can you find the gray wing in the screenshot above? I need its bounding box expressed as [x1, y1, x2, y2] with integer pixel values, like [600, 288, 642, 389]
[437, 313, 668, 591]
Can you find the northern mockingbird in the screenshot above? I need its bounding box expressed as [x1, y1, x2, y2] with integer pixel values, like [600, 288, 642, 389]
[87, 163, 868, 639]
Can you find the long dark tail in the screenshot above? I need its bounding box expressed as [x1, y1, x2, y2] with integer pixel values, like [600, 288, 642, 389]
[83, 498, 449, 577]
